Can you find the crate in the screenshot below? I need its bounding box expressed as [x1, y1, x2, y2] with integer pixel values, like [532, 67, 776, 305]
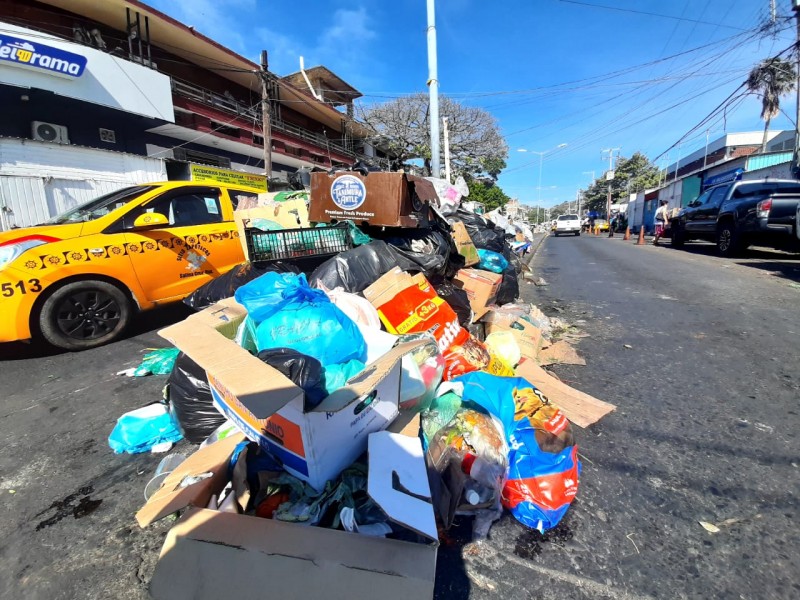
[244, 223, 352, 269]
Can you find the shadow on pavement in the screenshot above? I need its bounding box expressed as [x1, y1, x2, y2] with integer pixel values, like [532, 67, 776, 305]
[733, 260, 800, 283]
[0, 303, 192, 361]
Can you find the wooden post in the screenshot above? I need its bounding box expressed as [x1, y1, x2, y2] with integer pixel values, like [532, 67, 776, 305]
[260, 50, 272, 181]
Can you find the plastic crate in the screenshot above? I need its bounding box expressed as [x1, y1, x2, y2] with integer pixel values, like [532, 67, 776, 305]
[244, 223, 353, 265]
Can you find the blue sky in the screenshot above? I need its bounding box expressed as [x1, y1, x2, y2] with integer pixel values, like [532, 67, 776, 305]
[148, 0, 798, 208]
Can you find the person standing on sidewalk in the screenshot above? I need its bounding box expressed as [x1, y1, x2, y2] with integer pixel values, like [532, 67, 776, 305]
[653, 200, 669, 245]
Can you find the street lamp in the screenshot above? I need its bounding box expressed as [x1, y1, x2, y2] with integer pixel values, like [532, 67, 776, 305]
[518, 143, 567, 223]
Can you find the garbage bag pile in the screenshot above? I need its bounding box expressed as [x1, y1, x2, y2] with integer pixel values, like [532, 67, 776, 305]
[121, 172, 613, 594]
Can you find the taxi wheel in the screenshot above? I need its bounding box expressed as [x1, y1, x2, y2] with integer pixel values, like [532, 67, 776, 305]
[39, 281, 132, 350]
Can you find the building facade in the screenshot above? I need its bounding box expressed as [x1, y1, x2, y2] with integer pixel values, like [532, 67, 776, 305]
[0, 0, 387, 229]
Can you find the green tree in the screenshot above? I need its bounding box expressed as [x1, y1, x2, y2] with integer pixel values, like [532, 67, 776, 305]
[746, 57, 796, 152]
[580, 151, 662, 215]
[358, 93, 509, 179]
[467, 179, 510, 211]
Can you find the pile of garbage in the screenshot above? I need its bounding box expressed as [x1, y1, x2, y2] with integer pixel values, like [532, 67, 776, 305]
[109, 170, 614, 599]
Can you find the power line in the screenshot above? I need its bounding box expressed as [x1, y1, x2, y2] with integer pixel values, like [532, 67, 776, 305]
[557, 0, 751, 31]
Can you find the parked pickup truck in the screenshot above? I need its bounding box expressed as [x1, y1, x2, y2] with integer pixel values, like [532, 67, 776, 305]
[670, 179, 800, 256]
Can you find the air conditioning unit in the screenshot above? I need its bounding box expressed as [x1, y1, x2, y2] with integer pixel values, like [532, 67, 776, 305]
[32, 121, 70, 144]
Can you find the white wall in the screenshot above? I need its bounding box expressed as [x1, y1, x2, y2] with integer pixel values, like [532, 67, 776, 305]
[0, 21, 173, 122]
[0, 138, 166, 229]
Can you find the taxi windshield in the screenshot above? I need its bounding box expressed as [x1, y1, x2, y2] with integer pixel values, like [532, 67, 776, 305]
[47, 186, 155, 224]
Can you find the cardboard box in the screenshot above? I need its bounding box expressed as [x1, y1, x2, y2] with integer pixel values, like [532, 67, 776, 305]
[450, 221, 480, 267]
[483, 310, 543, 362]
[309, 171, 435, 227]
[159, 298, 425, 491]
[138, 431, 438, 600]
[454, 269, 503, 320]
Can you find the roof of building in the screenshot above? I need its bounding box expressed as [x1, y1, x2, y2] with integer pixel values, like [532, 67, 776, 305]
[282, 66, 362, 106]
[36, 0, 370, 135]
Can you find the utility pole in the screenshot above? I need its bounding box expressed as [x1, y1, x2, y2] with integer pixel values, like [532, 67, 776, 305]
[442, 116, 451, 183]
[426, 0, 441, 177]
[793, 0, 800, 178]
[702, 129, 711, 170]
[601, 147, 619, 218]
[771, 0, 777, 25]
[260, 50, 272, 181]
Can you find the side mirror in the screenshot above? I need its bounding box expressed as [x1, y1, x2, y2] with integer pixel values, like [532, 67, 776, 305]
[132, 213, 168, 229]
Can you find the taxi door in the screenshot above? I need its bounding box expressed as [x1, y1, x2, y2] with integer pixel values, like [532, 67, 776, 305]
[122, 185, 244, 303]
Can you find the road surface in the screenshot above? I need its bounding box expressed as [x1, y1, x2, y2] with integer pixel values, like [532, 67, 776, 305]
[0, 235, 798, 599]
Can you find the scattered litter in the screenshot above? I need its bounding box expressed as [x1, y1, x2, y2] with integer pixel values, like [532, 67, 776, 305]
[132, 348, 181, 377]
[754, 422, 774, 434]
[699, 521, 721, 534]
[623, 344, 633, 349]
[534, 277, 549, 286]
[150, 442, 174, 454]
[626, 533, 640, 554]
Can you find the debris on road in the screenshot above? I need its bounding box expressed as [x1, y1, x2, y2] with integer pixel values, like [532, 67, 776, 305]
[108, 172, 616, 597]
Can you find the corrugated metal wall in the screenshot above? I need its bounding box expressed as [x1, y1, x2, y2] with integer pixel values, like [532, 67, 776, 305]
[0, 139, 166, 230]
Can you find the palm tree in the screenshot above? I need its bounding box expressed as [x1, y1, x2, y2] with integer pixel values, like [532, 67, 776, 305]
[746, 57, 796, 153]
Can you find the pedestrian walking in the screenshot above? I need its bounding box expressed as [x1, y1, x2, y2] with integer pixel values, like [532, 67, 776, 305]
[653, 200, 668, 245]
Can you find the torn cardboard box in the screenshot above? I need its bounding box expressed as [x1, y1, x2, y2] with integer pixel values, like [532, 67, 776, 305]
[454, 269, 503, 320]
[139, 431, 438, 600]
[483, 310, 542, 362]
[159, 298, 427, 491]
[515, 358, 616, 428]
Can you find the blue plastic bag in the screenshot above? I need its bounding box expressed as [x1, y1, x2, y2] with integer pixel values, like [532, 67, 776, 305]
[477, 249, 509, 273]
[452, 372, 580, 532]
[108, 404, 183, 454]
[236, 272, 366, 366]
[235, 272, 327, 323]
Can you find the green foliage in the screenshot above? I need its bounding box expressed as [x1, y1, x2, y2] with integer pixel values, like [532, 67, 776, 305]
[746, 57, 797, 151]
[580, 152, 662, 215]
[467, 180, 510, 211]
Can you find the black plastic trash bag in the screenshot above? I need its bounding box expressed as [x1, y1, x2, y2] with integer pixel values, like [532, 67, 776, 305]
[184, 261, 299, 311]
[431, 277, 472, 327]
[257, 348, 328, 410]
[308, 240, 418, 294]
[496, 264, 520, 306]
[379, 228, 458, 279]
[451, 210, 507, 254]
[167, 353, 226, 444]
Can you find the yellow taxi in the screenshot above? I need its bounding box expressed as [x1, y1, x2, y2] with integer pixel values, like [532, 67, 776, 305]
[0, 181, 261, 350]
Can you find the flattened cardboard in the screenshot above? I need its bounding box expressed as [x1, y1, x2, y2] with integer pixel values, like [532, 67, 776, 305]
[136, 434, 245, 527]
[368, 432, 437, 541]
[454, 269, 503, 320]
[515, 358, 616, 428]
[160, 299, 425, 491]
[537, 340, 586, 366]
[146, 431, 438, 600]
[450, 221, 480, 267]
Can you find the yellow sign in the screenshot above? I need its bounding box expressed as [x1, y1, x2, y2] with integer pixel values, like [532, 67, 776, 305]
[190, 164, 267, 191]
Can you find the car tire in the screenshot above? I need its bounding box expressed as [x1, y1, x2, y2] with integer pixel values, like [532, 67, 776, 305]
[575, 232, 580, 236]
[716, 222, 742, 257]
[671, 225, 685, 248]
[38, 280, 132, 351]
[554, 232, 559, 237]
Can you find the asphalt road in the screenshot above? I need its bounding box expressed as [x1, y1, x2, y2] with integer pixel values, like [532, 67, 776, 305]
[1, 234, 799, 599]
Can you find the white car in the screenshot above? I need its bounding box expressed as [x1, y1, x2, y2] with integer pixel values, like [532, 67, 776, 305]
[554, 214, 581, 236]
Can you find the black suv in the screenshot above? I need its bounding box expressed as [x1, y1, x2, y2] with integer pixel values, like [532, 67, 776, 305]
[670, 179, 800, 256]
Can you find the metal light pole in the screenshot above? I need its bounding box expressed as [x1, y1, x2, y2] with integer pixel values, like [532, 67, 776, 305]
[426, 0, 441, 177]
[518, 143, 567, 225]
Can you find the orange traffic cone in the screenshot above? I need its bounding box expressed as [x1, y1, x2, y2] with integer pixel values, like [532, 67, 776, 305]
[635, 226, 645, 245]
[623, 226, 631, 241]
